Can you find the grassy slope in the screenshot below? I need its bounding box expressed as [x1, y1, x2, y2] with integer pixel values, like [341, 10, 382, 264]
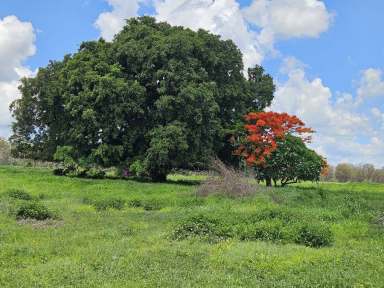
[0, 166, 383, 288]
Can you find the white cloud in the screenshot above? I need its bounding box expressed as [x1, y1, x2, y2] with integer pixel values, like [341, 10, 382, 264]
[0, 16, 36, 138]
[95, 0, 141, 41]
[243, 0, 332, 39]
[95, 0, 333, 69]
[0, 16, 36, 81]
[154, 0, 263, 68]
[272, 58, 384, 167]
[357, 68, 384, 103]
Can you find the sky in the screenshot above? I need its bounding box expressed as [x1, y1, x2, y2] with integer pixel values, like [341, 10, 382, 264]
[0, 0, 384, 167]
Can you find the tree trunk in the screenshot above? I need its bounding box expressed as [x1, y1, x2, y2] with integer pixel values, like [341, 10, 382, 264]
[266, 177, 272, 187]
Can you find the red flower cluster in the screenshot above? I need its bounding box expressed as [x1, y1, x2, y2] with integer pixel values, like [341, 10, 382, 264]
[234, 112, 313, 166]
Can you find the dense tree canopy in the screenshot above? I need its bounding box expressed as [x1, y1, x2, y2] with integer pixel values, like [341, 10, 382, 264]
[10, 17, 274, 180]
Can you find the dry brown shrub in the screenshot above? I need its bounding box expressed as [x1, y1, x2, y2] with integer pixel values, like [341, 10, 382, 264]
[376, 214, 384, 227]
[197, 158, 258, 197]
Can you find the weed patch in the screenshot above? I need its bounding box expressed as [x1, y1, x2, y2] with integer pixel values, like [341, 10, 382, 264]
[16, 202, 54, 221]
[7, 189, 33, 201]
[93, 198, 125, 211]
[173, 209, 334, 247]
[295, 223, 334, 248]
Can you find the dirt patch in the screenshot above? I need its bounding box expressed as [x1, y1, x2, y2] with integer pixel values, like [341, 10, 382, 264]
[17, 219, 64, 229]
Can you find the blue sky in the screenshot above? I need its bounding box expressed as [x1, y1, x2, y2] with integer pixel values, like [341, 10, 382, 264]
[1, 0, 384, 166]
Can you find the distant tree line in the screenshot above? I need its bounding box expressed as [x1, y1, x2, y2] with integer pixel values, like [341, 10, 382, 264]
[322, 163, 384, 183]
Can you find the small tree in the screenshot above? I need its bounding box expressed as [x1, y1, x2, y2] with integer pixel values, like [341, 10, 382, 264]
[234, 112, 326, 186]
[253, 135, 327, 186]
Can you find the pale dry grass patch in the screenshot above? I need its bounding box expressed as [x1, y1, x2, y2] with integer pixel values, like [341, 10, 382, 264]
[197, 159, 259, 197]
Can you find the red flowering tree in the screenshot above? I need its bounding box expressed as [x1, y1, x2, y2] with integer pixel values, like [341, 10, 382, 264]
[234, 112, 326, 186]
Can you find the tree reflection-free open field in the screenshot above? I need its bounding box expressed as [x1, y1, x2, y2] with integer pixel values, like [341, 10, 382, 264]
[0, 166, 383, 287]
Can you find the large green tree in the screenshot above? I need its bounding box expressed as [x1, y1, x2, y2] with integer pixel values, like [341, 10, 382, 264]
[10, 17, 274, 181]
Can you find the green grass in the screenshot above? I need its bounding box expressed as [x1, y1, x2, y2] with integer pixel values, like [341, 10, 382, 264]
[0, 165, 383, 287]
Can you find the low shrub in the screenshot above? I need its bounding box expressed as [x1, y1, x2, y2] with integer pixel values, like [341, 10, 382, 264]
[172, 209, 334, 247]
[295, 223, 334, 248]
[172, 214, 232, 242]
[105, 167, 121, 179]
[93, 198, 125, 211]
[238, 220, 286, 242]
[16, 202, 54, 221]
[7, 189, 33, 201]
[86, 167, 106, 179]
[129, 160, 147, 177]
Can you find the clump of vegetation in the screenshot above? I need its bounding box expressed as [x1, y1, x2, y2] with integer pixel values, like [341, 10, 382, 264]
[238, 220, 286, 242]
[295, 223, 334, 248]
[197, 159, 257, 197]
[127, 199, 143, 208]
[93, 198, 125, 211]
[16, 202, 54, 221]
[172, 214, 232, 242]
[172, 209, 334, 248]
[142, 201, 162, 211]
[7, 189, 33, 201]
[85, 167, 106, 179]
[126, 199, 163, 211]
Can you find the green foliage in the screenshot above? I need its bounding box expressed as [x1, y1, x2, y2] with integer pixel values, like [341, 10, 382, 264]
[142, 200, 162, 211]
[254, 135, 327, 186]
[7, 189, 33, 201]
[129, 160, 146, 177]
[93, 198, 125, 211]
[85, 167, 106, 179]
[16, 202, 54, 220]
[10, 17, 275, 180]
[172, 209, 334, 247]
[295, 223, 334, 248]
[144, 122, 189, 181]
[172, 214, 232, 242]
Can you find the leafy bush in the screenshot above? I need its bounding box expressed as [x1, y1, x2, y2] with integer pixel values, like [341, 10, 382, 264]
[93, 198, 125, 211]
[295, 223, 334, 248]
[172, 214, 232, 242]
[7, 189, 33, 201]
[105, 167, 121, 179]
[172, 209, 334, 247]
[238, 220, 286, 241]
[129, 160, 146, 177]
[16, 202, 54, 220]
[85, 167, 106, 179]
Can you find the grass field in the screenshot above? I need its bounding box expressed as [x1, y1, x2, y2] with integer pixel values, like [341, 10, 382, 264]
[0, 165, 383, 287]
